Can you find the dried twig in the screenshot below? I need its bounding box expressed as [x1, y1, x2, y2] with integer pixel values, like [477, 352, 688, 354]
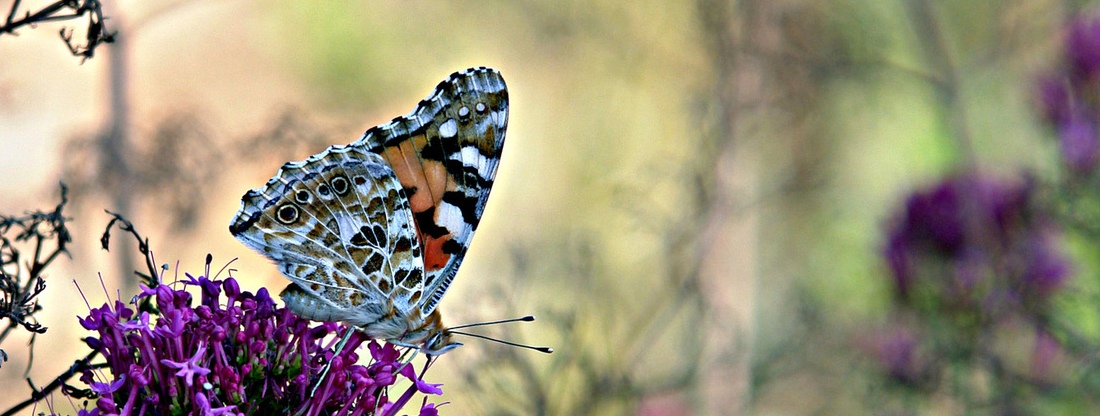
[0, 0, 115, 61]
[101, 210, 160, 289]
[0, 184, 71, 372]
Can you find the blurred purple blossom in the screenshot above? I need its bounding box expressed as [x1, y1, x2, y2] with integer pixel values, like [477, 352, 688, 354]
[1068, 17, 1100, 82]
[876, 172, 1073, 397]
[884, 173, 1070, 315]
[1038, 15, 1100, 173]
[76, 274, 444, 415]
[1059, 117, 1100, 173]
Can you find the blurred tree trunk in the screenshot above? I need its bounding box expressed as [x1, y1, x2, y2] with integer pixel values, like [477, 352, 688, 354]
[696, 0, 837, 413]
[100, 1, 135, 295]
[694, 0, 756, 413]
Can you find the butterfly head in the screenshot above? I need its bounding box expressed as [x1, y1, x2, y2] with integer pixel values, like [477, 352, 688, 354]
[422, 329, 463, 355]
[403, 308, 462, 356]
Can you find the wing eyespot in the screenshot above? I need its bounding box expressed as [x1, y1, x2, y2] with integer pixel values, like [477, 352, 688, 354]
[458, 106, 471, 120]
[475, 102, 487, 113]
[294, 190, 312, 204]
[275, 204, 299, 224]
[331, 176, 351, 196]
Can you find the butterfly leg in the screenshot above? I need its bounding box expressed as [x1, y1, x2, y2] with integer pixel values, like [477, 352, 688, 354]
[311, 327, 356, 397]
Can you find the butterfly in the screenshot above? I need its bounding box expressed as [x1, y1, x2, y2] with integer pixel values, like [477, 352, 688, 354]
[229, 67, 509, 356]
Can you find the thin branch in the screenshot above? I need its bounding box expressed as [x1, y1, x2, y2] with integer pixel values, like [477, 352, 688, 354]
[100, 211, 160, 288]
[0, 0, 115, 62]
[0, 183, 72, 372]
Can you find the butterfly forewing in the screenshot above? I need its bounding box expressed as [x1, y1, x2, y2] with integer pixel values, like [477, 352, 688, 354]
[356, 67, 508, 314]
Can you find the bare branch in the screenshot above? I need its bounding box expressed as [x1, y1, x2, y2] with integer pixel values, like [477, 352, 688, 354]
[0, 0, 115, 62]
[0, 184, 72, 372]
[100, 211, 160, 289]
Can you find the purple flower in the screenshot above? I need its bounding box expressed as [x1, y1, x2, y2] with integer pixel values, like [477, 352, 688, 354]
[369, 340, 401, 363]
[883, 173, 1071, 315]
[89, 376, 125, 395]
[127, 364, 149, 386]
[77, 274, 446, 415]
[901, 179, 966, 254]
[1021, 230, 1071, 297]
[418, 401, 448, 416]
[1068, 17, 1100, 81]
[1038, 76, 1072, 125]
[194, 392, 238, 416]
[400, 364, 444, 395]
[115, 311, 150, 332]
[161, 343, 212, 386]
[1059, 117, 1100, 172]
[1037, 15, 1100, 174]
[154, 308, 187, 338]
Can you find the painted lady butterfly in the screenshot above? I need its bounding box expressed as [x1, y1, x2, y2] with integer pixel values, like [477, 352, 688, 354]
[230, 67, 508, 355]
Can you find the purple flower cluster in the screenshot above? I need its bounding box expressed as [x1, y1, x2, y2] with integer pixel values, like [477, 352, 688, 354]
[884, 173, 1070, 318]
[76, 274, 443, 416]
[870, 173, 1074, 389]
[1038, 16, 1100, 173]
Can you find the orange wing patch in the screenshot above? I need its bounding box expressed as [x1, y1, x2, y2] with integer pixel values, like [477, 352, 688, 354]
[376, 137, 459, 272]
[355, 67, 508, 314]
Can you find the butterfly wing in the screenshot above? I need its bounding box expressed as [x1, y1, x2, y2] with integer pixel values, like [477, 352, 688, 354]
[230, 145, 426, 327]
[354, 67, 508, 314]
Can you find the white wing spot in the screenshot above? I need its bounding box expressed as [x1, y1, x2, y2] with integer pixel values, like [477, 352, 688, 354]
[437, 201, 471, 237]
[458, 106, 470, 118]
[439, 119, 458, 139]
[475, 102, 486, 113]
[455, 146, 494, 180]
[492, 109, 507, 127]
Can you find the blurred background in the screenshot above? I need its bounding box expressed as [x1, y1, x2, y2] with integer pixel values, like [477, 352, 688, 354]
[0, 0, 1093, 414]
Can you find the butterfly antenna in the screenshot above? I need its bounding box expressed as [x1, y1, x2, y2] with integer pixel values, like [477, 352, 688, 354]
[448, 315, 536, 330]
[448, 330, 553, 353]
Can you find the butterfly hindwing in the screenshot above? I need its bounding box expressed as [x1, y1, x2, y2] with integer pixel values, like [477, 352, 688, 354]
[356, 67, 508, 314]
[230, 145, 425, 326]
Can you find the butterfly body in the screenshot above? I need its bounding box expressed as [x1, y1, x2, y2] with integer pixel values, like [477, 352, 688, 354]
[230, 67, 507, 355]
